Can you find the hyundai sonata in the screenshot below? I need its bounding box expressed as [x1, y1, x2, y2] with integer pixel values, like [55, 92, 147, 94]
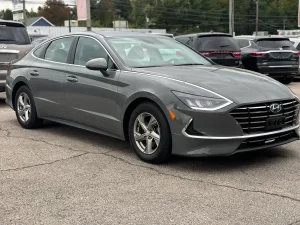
[5, 32, 300, 163]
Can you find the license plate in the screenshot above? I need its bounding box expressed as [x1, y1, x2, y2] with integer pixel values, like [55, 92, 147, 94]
[265, 116, 285, 130]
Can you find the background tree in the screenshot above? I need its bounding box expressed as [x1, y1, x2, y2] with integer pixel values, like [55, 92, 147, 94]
[38, 0, 69, 26]
[2, 9, 13, 20]
[113, 0, 132, 21]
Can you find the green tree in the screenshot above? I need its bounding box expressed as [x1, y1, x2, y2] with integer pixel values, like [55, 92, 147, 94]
[3, 9, 13, 20]
[113, 0, 132, 21]
[38, 0, 69, 26]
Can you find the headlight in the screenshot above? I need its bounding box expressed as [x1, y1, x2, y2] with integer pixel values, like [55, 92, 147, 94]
[173, 91, 232, 111]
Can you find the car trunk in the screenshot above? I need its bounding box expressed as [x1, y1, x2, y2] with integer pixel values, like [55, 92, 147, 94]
[0, 24, 33, 81]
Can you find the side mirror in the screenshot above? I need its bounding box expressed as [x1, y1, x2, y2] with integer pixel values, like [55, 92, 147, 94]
[85, 58, 108, 71]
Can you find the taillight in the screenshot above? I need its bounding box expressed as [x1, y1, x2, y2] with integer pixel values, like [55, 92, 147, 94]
[232, 52, 241, 58]
[200, 52, 211, 57]
[249, 51, 267, 57]
[294, 51, 300, 56]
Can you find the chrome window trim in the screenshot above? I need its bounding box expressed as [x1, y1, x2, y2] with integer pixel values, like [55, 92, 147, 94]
[182, 118, 299, 139]
[31, 34, 120, 70]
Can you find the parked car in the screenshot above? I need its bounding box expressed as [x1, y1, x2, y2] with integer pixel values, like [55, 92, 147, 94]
[175, 32, 242, 67]
[0, 20, 33, 92]
[289, 37, 300, 78]
[235, 36, 299, 84]
[6, 32, 299, 163]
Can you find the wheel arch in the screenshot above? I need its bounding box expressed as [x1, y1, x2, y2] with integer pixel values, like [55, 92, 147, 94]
[122, 92, 170, 141]
[12, 78, 31, 110]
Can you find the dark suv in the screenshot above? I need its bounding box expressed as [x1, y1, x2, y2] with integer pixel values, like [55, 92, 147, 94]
[0, 20, 33, 92]
[175, 32, 242, 67]
[235, 36, 299, 84]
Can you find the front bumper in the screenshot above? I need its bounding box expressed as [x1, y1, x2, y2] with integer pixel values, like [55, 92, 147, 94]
[173, 123, 299, 156]
[170, 102, 300, 156]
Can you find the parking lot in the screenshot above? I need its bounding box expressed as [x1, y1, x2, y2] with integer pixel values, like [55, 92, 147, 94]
[0, 82, 299, 225]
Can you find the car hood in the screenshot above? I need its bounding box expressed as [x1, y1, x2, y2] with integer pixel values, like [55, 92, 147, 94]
[132, 65, 295, 105]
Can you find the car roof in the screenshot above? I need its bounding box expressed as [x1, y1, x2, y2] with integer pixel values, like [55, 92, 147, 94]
[0, 19, 25, 27]
[61, 31, 173, 39]
[235, 35, 290, 41]
[176, 32, 232, 38]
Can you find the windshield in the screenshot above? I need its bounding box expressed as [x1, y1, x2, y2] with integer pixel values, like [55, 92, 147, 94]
[197, 36, 240, 51]
[256, 39, 295, 49]
[0, 26, 31, 45]
[107, 36, 211, 68]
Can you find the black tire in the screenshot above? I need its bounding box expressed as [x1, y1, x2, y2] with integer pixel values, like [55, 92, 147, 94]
[128, 102, 172, 164]
[14, 86, 43, 129]
[281, 77, 294, 85]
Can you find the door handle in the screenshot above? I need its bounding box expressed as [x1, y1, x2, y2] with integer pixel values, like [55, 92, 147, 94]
[30, 70, 39, 76]
[66, 76, 78, 83]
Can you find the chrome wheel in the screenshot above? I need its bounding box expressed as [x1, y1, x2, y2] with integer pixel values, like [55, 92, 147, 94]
[17, 93, 31, 122]
[134, 112, 160, 155]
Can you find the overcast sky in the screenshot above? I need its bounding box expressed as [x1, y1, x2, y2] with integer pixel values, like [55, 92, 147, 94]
[0, 0, 75, 11]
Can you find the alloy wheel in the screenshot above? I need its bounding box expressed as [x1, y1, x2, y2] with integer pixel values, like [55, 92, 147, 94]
[17, 93, 31, 122]
[134, 112, 161, 155]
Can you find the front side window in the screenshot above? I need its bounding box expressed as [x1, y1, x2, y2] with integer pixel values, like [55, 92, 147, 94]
[44, 37, 74, 63]
[74, 37, 108, 66]
[107, 36, 211, 68]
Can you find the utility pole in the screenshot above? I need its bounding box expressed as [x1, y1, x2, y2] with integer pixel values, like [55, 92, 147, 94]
[229, 0, 233, 35]
[23, 0, 27, 26]
[283, 18, 287, 30]
[256, 0, 259, 36]
[68, 9, 72, 33]
[86, 0, 91, 31]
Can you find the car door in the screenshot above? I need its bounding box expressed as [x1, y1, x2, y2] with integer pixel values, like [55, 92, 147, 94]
[30, 36, 75, 119]
[65, 36, 121, 136]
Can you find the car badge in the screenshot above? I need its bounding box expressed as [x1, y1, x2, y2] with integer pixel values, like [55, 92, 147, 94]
[270, 103, 282, 113]
[0, 44, 7, 49]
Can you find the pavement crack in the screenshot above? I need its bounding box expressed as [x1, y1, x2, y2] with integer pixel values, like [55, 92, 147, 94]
[0, 152, 89, 172]
[103, 153, 300, 204]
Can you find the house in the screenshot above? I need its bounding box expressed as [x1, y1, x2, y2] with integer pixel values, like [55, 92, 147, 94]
[26, 16, 54, 27]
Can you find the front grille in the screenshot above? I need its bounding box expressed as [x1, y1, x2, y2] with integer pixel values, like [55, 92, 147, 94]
[230, 99, 299, 134]
[237, 130, 298, 150]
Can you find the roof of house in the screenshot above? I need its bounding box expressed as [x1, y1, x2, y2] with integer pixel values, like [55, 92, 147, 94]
[26, 17, 54, 26]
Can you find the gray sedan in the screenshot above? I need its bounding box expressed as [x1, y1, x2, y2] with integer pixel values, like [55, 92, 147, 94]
[5, 32, 300, 163]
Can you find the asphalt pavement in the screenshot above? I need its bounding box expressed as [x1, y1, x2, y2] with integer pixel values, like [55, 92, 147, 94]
[1, 82, 300, 225]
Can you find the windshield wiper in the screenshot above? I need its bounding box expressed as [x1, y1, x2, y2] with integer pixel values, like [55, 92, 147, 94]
[174, 63, 204, 66]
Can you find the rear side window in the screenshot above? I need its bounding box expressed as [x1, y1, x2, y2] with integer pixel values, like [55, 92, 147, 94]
[33, 43, 49, 58]
[197, 36, 240, 51]
[237, 39, 250, 48]
[256, 39, 295, 49]
[0, 26, 30, 45]
[45, 37, 74, 63]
